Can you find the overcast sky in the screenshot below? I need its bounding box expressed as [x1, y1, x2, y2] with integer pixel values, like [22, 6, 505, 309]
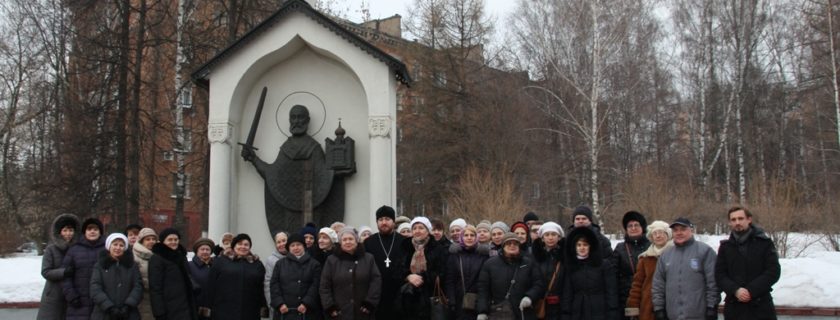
[341, 0, 518, 35]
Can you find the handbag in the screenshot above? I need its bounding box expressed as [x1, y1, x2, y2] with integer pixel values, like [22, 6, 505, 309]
[535, 261, 561, 319]
[489, 262, 520, 320]
[459, 257, 478, 311]
[430, 276, 451, 320]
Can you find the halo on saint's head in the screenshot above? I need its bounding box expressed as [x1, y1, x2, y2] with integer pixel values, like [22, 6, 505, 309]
[275, 91, 327, 137]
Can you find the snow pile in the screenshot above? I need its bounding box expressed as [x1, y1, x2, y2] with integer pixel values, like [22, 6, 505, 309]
[0, 255, 44, 303]
[774, 252, 840, 307]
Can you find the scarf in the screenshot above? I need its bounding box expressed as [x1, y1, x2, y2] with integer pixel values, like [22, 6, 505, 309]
[640, 240, 673, 258]
[410, 237, 429, 274]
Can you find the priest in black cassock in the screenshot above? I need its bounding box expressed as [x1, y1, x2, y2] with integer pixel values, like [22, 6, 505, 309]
[364, 205, 407, 319]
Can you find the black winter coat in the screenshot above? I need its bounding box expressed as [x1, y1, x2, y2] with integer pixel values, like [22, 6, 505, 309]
[187, 255, 212, 315]
[62, 237, 106, 320]
[532, 238, 565, 320]
[89, 251, 143, 320]
[613, 235, 650, 314]
[397, 237, 448, 320]
[204, 252, 267, 320]
[37, 214, 79, 320]
[320, 246, 382, 320]
[363, 232, 408, 319]
[444, 243, 489, 320]
[149, 243, 197, 320]
[561, 227, 619, 320]
[476, 254, 546, 320]
[270, 253, 322, 320]
[715, 225, 781, 320]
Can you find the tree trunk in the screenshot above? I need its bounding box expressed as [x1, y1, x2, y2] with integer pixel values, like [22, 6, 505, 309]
[114, 0, 132, 229]
[128, 0, 146, 225]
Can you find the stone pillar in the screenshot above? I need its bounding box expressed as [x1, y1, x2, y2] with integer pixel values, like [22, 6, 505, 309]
[207, 122, 233, 240]
[368, 115, 392, 224]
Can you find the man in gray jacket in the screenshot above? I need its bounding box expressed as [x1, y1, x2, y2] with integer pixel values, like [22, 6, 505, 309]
[652, 217, 719, 320]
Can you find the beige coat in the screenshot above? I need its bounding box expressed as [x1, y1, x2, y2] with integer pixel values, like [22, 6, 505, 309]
[133, 244, 154, 320]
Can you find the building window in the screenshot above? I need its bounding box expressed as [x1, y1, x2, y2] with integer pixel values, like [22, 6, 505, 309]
[433, 71, 447, 87]
[179, 85, 193, 108]
[162, 151, 174, 161]
[170, 173, 191, 199]
[181, 129, 192, 152]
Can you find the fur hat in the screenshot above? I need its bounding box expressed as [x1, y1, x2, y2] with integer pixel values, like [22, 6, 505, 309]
[319, 227, 338, 243]
[490, 221, 509, 233]
[538, 222, 564, 238]
[646, 220, 672, 241]
[622, 211, 648, 233]
[376, 205, 396, 220]
[449, 218, 467, 230]
[81, 217, 104, 234]
[137, 228, 158, 243]
[231, 233, 252, 247]
[410, 217, 432, 232]
[572, 206, 593, 222]
[359, 226, 373, 235]
[193, 237, 215, 253]
[105, 233, 128, 249]
[286, 233, 306, 252]
[159, 228, 181, 241]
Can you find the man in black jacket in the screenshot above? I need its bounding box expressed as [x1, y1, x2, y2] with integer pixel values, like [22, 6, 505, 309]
[364, 205, 407, 319]
[715, 207, 781, 320]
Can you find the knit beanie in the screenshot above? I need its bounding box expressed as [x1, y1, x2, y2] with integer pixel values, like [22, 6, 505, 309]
[338, 227, 359, 243]
[193, 238, 215, 253]
[646, 220, 672, 241]
[523, 211, 539, 224]
[490, 221, 509, 233]
[571, 206, 593, 222]
[105, 233, 128, 249]
[538, 222, 564, 238]
[476, 221, 492, 232]
[159, 228, 181, 241]
[449, 218, 467, 230]
[510, 221, 528, 233]
[137, 228, 158, 242]
[410, 216, 432, 232]
[501, 232, 520, 245]
[300, 225, 318, 239]
[397, 223, 411, 234]
[375, 205, 396, 220]
[319, 227, 338, 243]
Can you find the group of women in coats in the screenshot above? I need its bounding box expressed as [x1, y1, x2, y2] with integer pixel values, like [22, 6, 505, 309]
[36, 209, 675, 320]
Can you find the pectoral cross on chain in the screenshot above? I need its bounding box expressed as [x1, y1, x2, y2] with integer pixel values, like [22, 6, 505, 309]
[385, 258, 391, 268]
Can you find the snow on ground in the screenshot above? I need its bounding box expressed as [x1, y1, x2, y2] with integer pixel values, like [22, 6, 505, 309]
[3, 233, 839, 306]
[0, 254, 45, 303]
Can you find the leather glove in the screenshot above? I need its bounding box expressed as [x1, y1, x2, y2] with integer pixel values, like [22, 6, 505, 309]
[63, 266, 74, 278]
[706, 307, 718, 320]
[519, 296, 532, 309]
[477, 314, 488, 320]
[654, 309, 668, 320]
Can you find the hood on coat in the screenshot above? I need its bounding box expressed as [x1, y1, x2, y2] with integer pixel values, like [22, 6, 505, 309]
[51, 213, 80, 249]
[532, 238, 564, 263]
[565, 226, 602, 266]
[98, 247, 136, 268]
[152, 242, 188, 263]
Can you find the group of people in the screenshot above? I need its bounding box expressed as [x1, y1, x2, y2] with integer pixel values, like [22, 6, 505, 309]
[35, 205, 781, 320]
